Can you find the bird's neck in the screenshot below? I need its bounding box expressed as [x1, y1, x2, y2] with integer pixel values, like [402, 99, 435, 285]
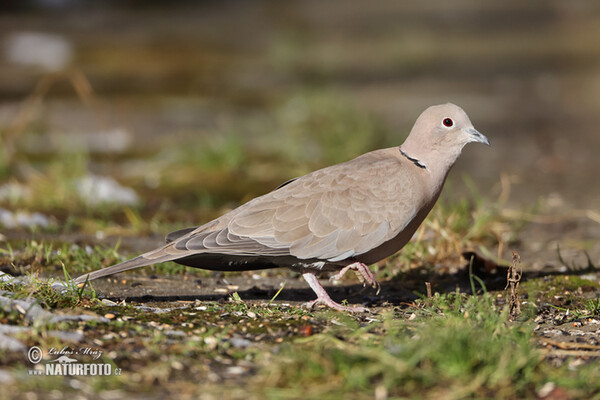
[399, 141, 462, 187]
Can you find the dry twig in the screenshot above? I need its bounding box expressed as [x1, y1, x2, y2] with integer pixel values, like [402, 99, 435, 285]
[505, 251, 522, 320]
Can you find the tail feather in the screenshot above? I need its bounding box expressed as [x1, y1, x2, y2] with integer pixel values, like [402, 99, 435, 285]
[74, 254, 178, 284]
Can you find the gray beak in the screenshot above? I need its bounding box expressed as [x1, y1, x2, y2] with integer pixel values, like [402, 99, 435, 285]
[466, 128, 490, 146]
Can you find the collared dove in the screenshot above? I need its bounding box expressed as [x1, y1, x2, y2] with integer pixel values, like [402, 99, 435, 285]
[74, 103, 489, 312]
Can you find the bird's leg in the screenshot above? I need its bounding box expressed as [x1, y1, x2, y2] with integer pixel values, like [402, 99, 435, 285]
[329, 262, 380, 295]
[301, 273, 367, 312]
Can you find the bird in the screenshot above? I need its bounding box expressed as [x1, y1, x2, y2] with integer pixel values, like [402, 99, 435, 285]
[74, 103, 490, 312]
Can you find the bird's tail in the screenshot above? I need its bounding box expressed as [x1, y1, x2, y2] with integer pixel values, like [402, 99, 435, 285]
[73, 254, 178, 285]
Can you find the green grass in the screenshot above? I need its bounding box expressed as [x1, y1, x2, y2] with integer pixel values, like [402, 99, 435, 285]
[0, 264, 97, 313]
[0, 239, 215, 280]
[248, 291, 600, 399]
[548, 297, 600, 323]
[521, 275, 600, 304]
[2, 261, 599, 399]
[253, 293, 532, 398]
[0, 240, 122, 276]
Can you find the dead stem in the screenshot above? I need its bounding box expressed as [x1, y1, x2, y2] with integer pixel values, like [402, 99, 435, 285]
[506, 251, 522, 320]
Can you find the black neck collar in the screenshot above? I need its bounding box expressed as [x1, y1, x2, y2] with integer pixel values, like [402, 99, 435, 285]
[399, 148, 427, 169]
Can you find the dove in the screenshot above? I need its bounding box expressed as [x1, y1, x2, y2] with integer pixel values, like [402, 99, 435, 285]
[74, 103, 489, 312]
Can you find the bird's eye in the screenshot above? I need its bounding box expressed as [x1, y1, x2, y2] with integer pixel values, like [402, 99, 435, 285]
[442, 118, 454, 127]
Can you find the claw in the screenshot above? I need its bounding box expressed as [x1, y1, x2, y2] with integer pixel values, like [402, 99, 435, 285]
[330, 262, 380, 295]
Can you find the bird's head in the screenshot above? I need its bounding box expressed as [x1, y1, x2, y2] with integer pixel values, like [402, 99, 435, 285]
[400, 103, 490, 171]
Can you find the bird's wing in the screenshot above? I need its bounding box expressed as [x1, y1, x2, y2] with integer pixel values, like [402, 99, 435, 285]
[174, 149, 427, 262]
[74, 150, 428, 284]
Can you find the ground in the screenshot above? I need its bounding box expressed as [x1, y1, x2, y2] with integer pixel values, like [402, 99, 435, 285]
[0, 215, 598, 399]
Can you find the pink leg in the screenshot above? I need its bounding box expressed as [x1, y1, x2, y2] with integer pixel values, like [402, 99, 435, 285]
[301, 273, 367, 312]
[329, 262, 380, 295]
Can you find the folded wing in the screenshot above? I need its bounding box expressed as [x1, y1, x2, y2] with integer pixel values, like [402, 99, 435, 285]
[170, 151, 422, 263]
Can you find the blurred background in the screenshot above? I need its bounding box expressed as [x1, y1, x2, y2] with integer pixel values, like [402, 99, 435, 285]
[1, 0, 599, 265]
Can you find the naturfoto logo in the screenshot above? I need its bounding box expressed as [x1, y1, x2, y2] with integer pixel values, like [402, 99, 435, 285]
[27, 346, 121, 376]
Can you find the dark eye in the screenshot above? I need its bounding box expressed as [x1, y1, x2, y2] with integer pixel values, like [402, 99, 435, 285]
[442, 118, 454, 127]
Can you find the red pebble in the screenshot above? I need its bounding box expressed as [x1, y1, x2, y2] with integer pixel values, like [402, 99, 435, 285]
[299, 325, 313, 336]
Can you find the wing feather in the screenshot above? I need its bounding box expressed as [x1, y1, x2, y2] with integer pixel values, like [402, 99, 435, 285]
[165, 149, 426, 263]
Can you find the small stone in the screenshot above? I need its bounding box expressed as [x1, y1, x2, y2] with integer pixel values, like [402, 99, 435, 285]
[230, 337, 252, 348]
[537, 382, 556, 398]
[226, 366, 246, 375]
[204, 337, 218, 349]
[299, 325, 313, 337]
[165, 330, 185, 337]
[14, 304, 27, 315]
[171, 361, 184, 370]
[0, 369, 15, 384]
[0, 333, 25, 352]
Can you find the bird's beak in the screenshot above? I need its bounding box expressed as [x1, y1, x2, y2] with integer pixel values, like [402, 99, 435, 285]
[466, 128, 490, 146]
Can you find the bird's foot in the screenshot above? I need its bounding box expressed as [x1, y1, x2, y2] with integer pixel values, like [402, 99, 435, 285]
[329, 264, 353, 282]
[302, 298, 367, 313]
[302, 272, 368, 313]
[329, 262, 380, 295]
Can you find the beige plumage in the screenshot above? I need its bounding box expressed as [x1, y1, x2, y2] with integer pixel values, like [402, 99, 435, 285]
[75, 103, 489, 312]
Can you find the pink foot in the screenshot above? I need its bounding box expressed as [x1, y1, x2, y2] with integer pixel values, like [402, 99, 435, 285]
[329, 262, 380, 295]
[301, 273, 368, 313]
